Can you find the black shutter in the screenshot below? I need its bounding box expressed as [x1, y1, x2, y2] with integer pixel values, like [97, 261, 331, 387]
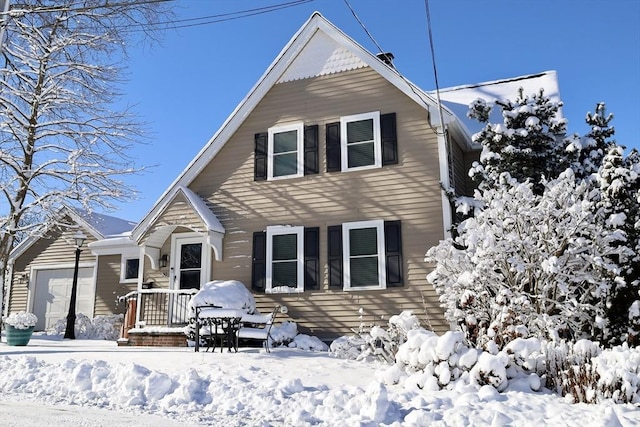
[384, 220, 403, 287]
[304, 125, 319, 175]
[254, 132, 268, 181]
[326, 122, 341, 172]
[327, 225, 343, 289]
[304, 227, 319, 290]
[381, 113, 398, 166]
[251, 231, 267, 292]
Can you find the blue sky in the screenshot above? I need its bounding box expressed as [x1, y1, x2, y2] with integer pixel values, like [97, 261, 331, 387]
[114, 0, 640, 221]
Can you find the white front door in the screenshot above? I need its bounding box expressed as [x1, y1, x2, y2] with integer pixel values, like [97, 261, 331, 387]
[171, 234, 210, 322]
[32, 266, 95, 331]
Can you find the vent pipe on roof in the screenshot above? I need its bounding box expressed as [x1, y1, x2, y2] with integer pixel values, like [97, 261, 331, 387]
[376, 52, 394, 67]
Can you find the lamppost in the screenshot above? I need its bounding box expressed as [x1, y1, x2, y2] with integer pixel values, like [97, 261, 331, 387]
[64, 230, 86, 339]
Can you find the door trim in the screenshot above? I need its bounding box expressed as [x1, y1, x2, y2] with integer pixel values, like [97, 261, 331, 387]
[170, 232, 211, 290]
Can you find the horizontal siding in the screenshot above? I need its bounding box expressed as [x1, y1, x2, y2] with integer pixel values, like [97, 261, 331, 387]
[8, 222, 98, 316]
[94, 255, 136, 316]
[186, 67, 449, 337]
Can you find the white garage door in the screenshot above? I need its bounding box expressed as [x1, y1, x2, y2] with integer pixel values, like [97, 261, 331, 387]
[32, 267, 95, 331]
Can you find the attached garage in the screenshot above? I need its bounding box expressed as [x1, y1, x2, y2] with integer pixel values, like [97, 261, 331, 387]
[31, 265, 96, 331]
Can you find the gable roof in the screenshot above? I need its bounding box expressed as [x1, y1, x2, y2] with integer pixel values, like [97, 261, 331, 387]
[8, 206, 136, 263]
[132, 12, 465, 241]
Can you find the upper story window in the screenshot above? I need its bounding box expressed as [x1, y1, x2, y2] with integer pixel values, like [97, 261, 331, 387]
[341, 112, 381, 171]
[326, 112, 397, 173]
[120, 257, 139, 283]
[255, 124, 319, 181]
[268, 123, 304, 180]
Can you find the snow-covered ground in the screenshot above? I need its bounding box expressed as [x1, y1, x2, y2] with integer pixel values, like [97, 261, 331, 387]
[1, 333, 638, 426]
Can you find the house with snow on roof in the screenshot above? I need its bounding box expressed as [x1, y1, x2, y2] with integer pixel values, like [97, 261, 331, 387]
[4, 12, 562, 345]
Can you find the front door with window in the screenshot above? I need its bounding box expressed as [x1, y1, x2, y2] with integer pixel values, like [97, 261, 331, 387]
[171, 234, 210, 323]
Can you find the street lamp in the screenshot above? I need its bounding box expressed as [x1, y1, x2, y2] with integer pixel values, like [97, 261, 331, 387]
[64, 230, 87, 339]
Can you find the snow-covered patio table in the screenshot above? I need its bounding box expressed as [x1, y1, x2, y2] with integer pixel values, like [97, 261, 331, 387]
[193, 307, 244, 353]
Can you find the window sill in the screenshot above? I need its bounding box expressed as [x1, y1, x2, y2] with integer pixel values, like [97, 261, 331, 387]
[266, 286, 304, 294]
[343, 285, 386, 292]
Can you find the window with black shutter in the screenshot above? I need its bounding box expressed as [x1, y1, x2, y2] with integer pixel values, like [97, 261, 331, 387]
[381, 113, 398, 166]
[304, 125, 319, 175]
[327, 225, 343, 288]
[251, 231, 267, 291]
[254, 133, 268, 181]
[304, 227, 319, 290]
[384, 220, 403, 287]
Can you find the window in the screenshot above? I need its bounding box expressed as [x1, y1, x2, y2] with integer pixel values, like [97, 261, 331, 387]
[328, 220, 403, 290]
[343, 220, 385, 289]
[265, 226, 304, 292]
[341, 112, 381, 171]
[326, 112, 397, 173]
[252, 226, 319, 293]
[255, 124, 318, 181]
[120, 257, 139, 283]
[268, 123, 304, 180]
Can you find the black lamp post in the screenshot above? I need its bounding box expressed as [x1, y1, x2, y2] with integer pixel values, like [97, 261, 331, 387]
[64, 231, 86, 339]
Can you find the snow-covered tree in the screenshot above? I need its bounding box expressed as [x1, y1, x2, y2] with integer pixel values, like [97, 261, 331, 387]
[468, 88, 570, 194]
[426, 170, 629, 348]
[594, 146, 640, 345]
[0, 1, 173, 309]
[427, 93, 640, 348]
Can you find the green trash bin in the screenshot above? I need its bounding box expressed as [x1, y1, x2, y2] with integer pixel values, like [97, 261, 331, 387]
[6, 325, 35, 346]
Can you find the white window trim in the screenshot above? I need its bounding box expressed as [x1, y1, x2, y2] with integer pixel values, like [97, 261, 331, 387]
[120, 256, 140, 283]
[340, 111, 381, 172]
[265, 225, 304, 294]
[342, 220, 386, 291]
[268, 122, 304, 180]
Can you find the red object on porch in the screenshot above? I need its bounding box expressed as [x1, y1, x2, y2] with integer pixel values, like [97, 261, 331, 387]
[121, 299, 137, 339]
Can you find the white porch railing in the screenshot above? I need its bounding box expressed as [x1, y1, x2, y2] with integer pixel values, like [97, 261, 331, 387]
[118, 288, 198, 330]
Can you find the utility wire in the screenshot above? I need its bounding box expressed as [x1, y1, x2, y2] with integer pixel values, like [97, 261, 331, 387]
[342, 0, 444, 135]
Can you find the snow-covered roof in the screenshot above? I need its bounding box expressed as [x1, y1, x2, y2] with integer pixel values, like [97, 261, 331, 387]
[132, 12, 467, 239]
[8, 206, 136, 263]
[431, 71, 562, 137]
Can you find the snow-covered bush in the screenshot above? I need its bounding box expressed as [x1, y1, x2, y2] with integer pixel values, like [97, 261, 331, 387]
[329, 310, 421, 363]
[543, 340, 640, 404]
[50, 313, 123, 340]
[373, 321, 639, 404]
[428, 94, 640, 348]
[3, 311, 38, 329]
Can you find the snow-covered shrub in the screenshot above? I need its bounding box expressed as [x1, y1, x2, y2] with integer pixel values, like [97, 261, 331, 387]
[50, 313, 123, 340]
[543, 339, 639, 404]
[330, 310, 421, 363]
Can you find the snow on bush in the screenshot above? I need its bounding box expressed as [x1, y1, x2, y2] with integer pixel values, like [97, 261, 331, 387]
[333, 313, 639, 404]
[50, 313, 123, 340]
[330, 310, 421, 363]
[3, 311, 38, 329]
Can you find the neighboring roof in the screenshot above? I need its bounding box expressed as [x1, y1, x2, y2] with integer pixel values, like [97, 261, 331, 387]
[8, 206, 136, 263]
[132, 12, 466, 241]
[73, 210, 136, 238]
[431, 70, 562, 137]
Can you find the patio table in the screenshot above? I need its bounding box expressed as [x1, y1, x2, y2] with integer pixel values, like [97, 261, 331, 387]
[194, 307, 245, 352]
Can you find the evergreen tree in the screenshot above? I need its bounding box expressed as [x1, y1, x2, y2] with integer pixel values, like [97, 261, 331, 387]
[468, 88, 570, 194]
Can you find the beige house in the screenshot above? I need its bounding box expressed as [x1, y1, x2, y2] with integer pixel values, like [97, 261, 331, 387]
[5, 208, 136, 331]
[5, 13, 561, 345]
[122, 12, 478, 343]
